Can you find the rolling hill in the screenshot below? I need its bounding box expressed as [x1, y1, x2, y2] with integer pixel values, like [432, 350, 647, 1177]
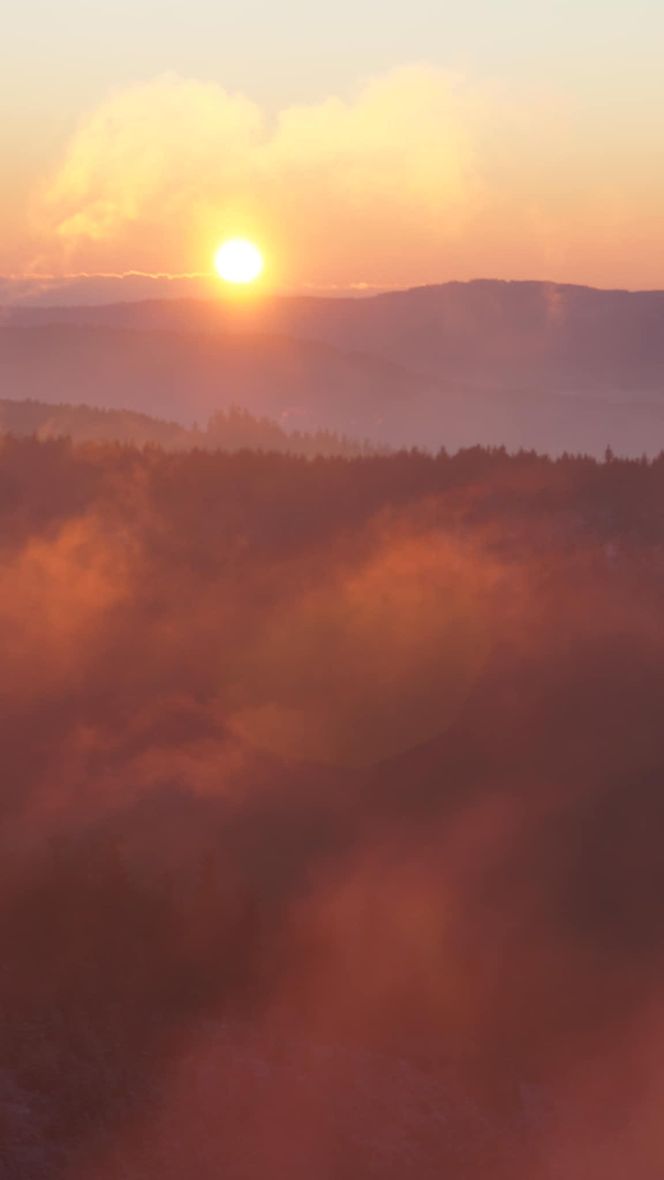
[3, 280, 664, 454]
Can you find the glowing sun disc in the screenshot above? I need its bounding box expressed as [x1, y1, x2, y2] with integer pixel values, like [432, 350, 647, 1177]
[214, 238, 264, 284]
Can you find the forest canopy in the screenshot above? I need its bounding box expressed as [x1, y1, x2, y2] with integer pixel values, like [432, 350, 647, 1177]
[1, 434, 663, 1177]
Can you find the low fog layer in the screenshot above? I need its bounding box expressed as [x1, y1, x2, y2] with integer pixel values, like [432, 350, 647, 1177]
[1, 436, 663, 1176]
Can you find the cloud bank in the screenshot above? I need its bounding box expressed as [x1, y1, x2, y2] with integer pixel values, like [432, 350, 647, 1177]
[32, 68, 481, 284]
[6, 62, 661, 297]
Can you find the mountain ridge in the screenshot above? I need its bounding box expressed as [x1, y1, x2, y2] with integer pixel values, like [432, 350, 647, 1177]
[3, 280, 664, 455]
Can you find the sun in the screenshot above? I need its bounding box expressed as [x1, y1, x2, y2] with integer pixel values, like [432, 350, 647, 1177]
[214, 238, 264, 284]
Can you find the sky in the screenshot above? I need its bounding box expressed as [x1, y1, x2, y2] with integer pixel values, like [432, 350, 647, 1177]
[2, 0, 664, 293]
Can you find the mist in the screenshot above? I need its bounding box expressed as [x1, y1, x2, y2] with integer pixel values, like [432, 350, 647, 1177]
[1, 436, 663, 1176]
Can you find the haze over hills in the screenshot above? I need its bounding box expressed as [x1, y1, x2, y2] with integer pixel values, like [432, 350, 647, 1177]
[8, 278, 664, 395]
[0, 324, 420, 443]
[7, 0, 664, 1171]
[3, 433, 664, 1175]
[0, 397, 371, 456]
[2, 280, 664, 455]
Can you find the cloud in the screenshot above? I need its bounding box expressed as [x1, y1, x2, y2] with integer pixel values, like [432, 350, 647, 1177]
[226, 518, 510, 765]
[0, 512, 135, 699]
[34, 68, 482, 283]
[11, 66, 664, 290]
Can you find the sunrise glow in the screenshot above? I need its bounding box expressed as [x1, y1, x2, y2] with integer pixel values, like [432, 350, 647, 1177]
[214, 238, 264, 285]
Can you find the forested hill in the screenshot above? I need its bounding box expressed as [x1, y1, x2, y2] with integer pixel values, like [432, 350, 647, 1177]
[1, 435, 664, 1175]
[0, 398, 372, 457]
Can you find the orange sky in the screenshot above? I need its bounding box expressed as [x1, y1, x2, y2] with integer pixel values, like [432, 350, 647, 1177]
[3, 53, 664, 292]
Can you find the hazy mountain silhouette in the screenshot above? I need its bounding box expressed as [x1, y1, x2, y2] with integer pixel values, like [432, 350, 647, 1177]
[4, 280, 664, 454]
[0, 324, 419, 441]
[10, 278, 664, 390]
[0, 397, 371, 456]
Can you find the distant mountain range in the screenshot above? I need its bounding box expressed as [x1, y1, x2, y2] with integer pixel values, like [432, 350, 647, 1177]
[3, 280, 664, 455]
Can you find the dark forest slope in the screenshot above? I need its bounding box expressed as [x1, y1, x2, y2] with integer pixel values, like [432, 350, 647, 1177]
[1, 438, 663, 1174]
